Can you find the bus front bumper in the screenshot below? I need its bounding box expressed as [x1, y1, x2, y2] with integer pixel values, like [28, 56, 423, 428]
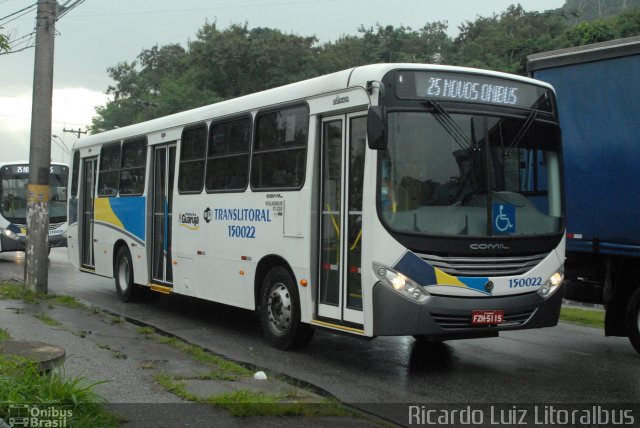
[372, 282, 563, 340]
[1, 232, 67, 252]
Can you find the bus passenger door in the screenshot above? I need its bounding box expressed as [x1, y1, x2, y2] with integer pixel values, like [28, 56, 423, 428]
[318, 113, 366, 326]
[80, 157, 97, 270]
[151, 144, 176, 287]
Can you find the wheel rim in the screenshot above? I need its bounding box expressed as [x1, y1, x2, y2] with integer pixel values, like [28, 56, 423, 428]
[118, 257, 130, 291]
[266, 282, 292, 335]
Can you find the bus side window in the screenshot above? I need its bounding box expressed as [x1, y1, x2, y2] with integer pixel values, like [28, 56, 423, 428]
[251, 105, 308, 190]
[70, 151, 80, 198]
[98, 143, 121, 197]
[178, 124, 207, 194]
[206, 116, 251, 192]
[120, 138, 147, 196]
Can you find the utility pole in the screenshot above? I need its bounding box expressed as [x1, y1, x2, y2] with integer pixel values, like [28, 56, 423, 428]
[25, 0, 57, 293]
[63, 127, 87, 139]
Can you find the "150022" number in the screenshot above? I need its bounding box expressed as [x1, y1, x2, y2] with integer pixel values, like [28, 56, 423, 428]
[509, 277, 543, 288]
[227, 225, 256, 239]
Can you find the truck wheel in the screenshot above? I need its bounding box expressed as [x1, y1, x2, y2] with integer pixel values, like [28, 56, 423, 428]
[627, 287, 640, 355]
[259, 266, 314, 350]
[115, 246, 138, 302]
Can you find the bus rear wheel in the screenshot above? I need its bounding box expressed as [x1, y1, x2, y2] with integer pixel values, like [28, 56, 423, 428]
[259, 266, 314, 350]
[115, 246, 139, 302]
[626, 287, 640, 355]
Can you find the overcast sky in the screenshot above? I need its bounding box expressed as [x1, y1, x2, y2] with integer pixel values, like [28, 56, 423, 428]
[0, 0, 564, 163]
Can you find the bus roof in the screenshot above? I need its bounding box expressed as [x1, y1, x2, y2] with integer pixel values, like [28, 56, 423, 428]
[74, 63, 553, 150]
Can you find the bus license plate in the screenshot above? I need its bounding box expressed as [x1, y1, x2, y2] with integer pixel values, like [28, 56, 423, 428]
[472, 310, 504, 325]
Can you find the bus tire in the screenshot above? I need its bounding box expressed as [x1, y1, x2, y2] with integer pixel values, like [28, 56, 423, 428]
[115, 246, 138, 302]
[626, 287, 640, 355]
[259, 266, 314, 350]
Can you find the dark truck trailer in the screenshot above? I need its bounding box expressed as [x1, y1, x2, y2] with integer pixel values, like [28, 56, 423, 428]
[528, 36, 640, 354]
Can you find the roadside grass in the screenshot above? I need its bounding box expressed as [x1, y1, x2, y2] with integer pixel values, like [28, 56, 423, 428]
[0, 281, 83, 308]
[33, 312, 62, 327]
[0, 327, 11, 340]
[1, 282, 356, 420]
[149, 333, 251, 379]
[560, 306, 605, 329]
[136, 326, 155, 335]
[153, 372, 354, 418]
[0, 355, 120, 427]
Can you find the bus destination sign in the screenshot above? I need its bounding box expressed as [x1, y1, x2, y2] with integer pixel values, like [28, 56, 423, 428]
[1, 165, 68, 176]
[395, 71, 552, 112]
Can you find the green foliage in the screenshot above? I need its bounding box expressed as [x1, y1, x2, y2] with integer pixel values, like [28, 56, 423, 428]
[0, 356, 118, 427]
[89, 3, 640, 130]
[609, 8, 640, 37]
[452, 5, 569, 74]
[0, 327, 10, 340]
[560, 307, 605, 328]
[567, 19, 616, 45]
[0, 32, 9, 53]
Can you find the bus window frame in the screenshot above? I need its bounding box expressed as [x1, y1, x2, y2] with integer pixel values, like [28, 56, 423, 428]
[70, 150, 80, 198]
[205, 113, 252, 194]
[250, 102, 310, 192]
[119, 137, 148, 197]
[178, 123, 208, 195]
[97, 142, 122, 197]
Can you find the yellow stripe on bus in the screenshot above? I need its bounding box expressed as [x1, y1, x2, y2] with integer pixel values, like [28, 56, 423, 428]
[149, 284, 172, 294]
[311, 320, 364, 334]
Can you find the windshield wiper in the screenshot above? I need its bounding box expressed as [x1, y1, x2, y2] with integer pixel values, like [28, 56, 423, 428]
[423, 100, 472, 151]
[506, 110, 537, 155]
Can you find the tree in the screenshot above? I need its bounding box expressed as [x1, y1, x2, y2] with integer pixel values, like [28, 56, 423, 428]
[89, 4, 640, 130]
[610, 8, 640, 37]
[566, 20, 616, 46]
[0, 29, 9, 53]
[452, 5, 568, 74]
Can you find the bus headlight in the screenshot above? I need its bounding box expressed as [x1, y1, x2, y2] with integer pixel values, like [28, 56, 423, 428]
[1, 225, 20, 240]
[373, 263, 431, 304]
[538, 269, 564, 298]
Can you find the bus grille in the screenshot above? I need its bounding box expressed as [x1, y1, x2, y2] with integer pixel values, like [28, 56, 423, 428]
[431, 309, 537, 330]
[416, 252, 547, 277]
[12, 222, 64, 231]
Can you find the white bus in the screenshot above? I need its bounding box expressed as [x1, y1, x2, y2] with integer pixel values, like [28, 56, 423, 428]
[68, 64, 565, 349]
[0, 162, 68, 253]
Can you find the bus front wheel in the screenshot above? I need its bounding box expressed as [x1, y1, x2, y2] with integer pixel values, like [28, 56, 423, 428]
[115, 246, 139, 302]
[627, 287, 640, 355]
[259, 266, 314, 350]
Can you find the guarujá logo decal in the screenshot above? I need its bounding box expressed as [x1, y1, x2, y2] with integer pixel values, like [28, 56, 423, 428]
[179, 212, 200, 230]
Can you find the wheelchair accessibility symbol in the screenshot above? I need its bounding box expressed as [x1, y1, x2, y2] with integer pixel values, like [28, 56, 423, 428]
[493, 203, 515, 234]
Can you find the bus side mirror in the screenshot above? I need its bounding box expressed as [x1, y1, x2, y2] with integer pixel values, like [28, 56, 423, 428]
[367, 106, 387, 150]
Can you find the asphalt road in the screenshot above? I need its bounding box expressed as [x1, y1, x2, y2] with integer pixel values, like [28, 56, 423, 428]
[2, 248, 638, 425]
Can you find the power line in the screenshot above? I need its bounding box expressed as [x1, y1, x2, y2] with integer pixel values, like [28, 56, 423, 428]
[65, 0, 340, 19]
[56, 0, 84, 20]
[1, 0, 82, 55]
[0, 2, 36, 25]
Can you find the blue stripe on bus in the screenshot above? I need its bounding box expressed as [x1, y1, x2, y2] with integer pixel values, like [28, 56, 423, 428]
[109, 197, 146, 241]
[393, 252, 437, 286]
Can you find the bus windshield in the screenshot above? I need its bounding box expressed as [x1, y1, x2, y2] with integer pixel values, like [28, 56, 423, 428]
[379, 110, 562, 238]
[0, 166, 68, 224]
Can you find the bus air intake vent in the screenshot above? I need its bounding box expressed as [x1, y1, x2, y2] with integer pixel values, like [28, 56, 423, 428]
[431, 309, 537, 330]
[416, 252, 547, 277]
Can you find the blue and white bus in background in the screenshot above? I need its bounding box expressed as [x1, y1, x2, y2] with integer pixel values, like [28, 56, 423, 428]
[68, 64, 565, 350]
[0, 161, 68, 253]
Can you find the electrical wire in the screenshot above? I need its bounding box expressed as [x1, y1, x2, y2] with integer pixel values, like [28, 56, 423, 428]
[0, 2, 36, 25]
